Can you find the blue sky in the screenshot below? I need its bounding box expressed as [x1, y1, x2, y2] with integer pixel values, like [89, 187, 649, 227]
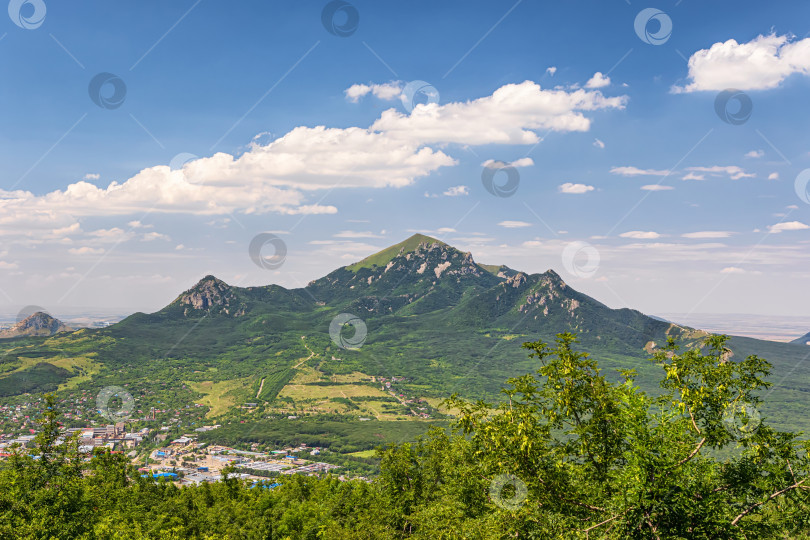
[2, 0, 810, 321]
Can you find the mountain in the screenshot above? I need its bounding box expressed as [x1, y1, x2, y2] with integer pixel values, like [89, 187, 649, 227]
[791, 331, 810, 346]
[0, 234, 809, 436]
[0, 312, 71, 339]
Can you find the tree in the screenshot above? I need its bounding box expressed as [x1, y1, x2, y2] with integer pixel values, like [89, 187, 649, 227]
[0, 394, 91, 539]
[438, 333, 810, 538]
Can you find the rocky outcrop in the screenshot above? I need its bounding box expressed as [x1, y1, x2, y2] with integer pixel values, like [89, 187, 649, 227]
[0, 312, 72, 339]
[177, 276, 246, 317]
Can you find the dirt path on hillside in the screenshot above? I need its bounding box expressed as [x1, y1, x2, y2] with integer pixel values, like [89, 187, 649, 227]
[293, 336, 317, 369]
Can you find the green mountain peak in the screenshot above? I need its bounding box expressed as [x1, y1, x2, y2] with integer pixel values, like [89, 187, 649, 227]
[345, 234, 448, 272]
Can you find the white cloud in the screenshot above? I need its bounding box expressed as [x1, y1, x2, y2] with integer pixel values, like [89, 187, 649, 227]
[720, 266, 746, 274]
[682, 231, 732, 239]
[68, 247, 105, 255]
[481, 157, 534, 169]
[682, 172, 705, 181]
[345, 81, 403, 103]
[593, 138, 605, 149]
[88, 228, 132, 243]
[84, 173, 100, 180]
[52, 223, 81, 236]
[0, 261, 19, 270]
[745, 150, 764, 158]
[0, 81, 625, 244]
[585, 72, 610, 89]
[685, 166, 754, 180]
[610, 166, 670, 177]
[620, 231, 662, 239]
[372, 81, 627, 145]
[768, 221, 810, 233]
[768, 172, 780, 180]
[641, 185, 674, 191]
[558, 182, 594, 194]
[443, 185, 468, 197]
[424, 185, 470, 198]
[546, 66, 557, 76]
[334, 231, 384, 239]
[142, 232, 171, 242]
[674, 34, 810, 92]
[498, 220, 531, 228]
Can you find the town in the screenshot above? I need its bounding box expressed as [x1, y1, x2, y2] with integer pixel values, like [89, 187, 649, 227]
[0, 420, 353, 486]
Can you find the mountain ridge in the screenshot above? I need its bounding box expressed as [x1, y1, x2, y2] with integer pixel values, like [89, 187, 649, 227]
[2, 234, 810, 434]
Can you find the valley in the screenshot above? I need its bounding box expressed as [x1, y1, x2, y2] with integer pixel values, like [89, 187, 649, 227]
[1, 234, 809, 468]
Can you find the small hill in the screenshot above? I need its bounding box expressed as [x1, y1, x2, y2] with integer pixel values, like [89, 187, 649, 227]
[791, 331, 810, 346]
[0, 312, 71, 339]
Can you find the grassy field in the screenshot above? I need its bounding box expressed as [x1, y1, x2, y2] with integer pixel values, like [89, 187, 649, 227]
[187, 378, 253, 417]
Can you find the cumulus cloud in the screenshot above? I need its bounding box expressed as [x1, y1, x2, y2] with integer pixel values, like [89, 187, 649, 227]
[443, 185, 468, 197]
[68, 247, 105, 255]
[481, 157, 534, 169]
[498, 220, 532, 228]
[682, 231, 732, 239]
[768, 172, 780, 180]
[745, 150, 764, 158]
[610, 166, 670, 177]
[372, 81, 627, 145]
[0, 80, 626, 245]
[142, 232, 171, 242]
[425, 185, 470, 198]
[558, 183, 594, 194]
[620, 231, 662, 239]
[546, 66, 557, 76]
[720, 266, 747, 274]
[682, 172, 705, 181]
[673, 34, 810, 93]
[685, 166, 754, 180]
[344, 81, 403, 103]
[84, 173, 100, 180]
[768, 221, 810, 233]
[585, 72, 610, 89]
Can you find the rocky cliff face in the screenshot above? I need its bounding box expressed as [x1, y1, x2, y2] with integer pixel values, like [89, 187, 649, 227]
[0, 312, 71, 339]
[176, 275, 246, 317]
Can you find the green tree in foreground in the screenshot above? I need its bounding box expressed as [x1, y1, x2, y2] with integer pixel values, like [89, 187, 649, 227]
[428, 333, 810, 538]
[0, 334, 808, 539]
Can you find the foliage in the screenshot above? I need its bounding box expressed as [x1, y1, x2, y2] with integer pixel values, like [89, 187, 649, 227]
[1, 334, 810, 539]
